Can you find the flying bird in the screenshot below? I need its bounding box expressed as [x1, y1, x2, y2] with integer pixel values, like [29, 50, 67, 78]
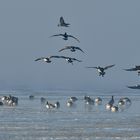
[57, 16, 70, 27]
[59, 46, 84, 53]
[127, 84, 140, 89]
[124, 65, 140, 76]
[35, 56, 81, 65]
[50, 32, 80, 43]
[59, 56, 82, 65]
[86, 64, 115, 77]
[35, 56, 62, 63]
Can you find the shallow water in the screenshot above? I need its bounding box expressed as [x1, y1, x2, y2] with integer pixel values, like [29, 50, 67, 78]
[0, 90, 140, 140]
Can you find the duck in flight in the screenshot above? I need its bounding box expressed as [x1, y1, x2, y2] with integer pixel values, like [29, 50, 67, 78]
[57, 16, 70, 27]
[50, 32, 80, 43]
[35, 56, 82, 65]
[59, 46, 84, 53]
[127, 84, 140, 89]
[124, 65, 140, 76]
[60, 56, 82, 65]
[35, 56, 62, 63]
[86, 64, 115, 77]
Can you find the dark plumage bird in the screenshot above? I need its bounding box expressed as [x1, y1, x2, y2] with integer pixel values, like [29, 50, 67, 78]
[35, 56, 62, 63]
[57, 16, 70, 27]
[46, 101, 55, 109]
[124, 65, 140, 76]
[86, 64, 115, 77]
[60, 56, 82, 65]
[127, 84, 140, 89]
[50, 32, 80, 43]
[108, 96, 114, 105]
[118, 97, 131, 105]
[84, 96, 94, 105]
[111, 105, 118, 112]
[69, 97, 78, 102]
[59, 46, 84, 53]
[106, 96, 114, 110]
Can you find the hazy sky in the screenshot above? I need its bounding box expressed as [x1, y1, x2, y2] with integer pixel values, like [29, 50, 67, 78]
[0, 0, 140, 91]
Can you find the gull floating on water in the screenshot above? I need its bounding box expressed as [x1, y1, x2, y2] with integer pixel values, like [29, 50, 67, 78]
[46, 101, 60, 109]
[106, 96, 114, 110]
[50, 32, 80, 43]
[124, 65, 140, 76]
[59, 46, 84, 53]
[69, 97, 78, 102]
[84, 96, 94, 105]
[111, 105, 118, 112]
[86, 64, 115, 77]
[94, 97, 102, 105]
[118, 97, 131, 106]
[57, 16, 70, 27]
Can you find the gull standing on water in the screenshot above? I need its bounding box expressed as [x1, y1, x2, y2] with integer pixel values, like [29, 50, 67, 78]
[57, 16, 70, 27]
[59, 46, 84, 53]
[86, 64, 115, 77]
[50, 32, 80, 43]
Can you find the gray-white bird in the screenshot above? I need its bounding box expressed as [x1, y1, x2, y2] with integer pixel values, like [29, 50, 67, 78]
[57, 16, 70, 27]
[50, 32, 80, 43]
[59, 46, 84, 53]
[86, 64, 115, 77]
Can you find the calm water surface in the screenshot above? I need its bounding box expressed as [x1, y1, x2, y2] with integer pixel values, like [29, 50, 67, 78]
[0, 90, 140, 140]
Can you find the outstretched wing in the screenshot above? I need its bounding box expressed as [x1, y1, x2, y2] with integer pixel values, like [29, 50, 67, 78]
[68, 35, 80, 43]
[35, 57, 46, 61]
[49, 34, 64, 38]
[104, 64, 115, 70]
[124, 68, 137, 71]
[49, 55, 64, 59]
[124, 65, 140, 71]
[85, 66, 98, 69]
[59, 46, 71, 52]
[71, 58, 82, 62]
[75, 46, 84, 53]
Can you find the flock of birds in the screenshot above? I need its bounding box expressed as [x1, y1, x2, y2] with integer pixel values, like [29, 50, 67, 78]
[34, 94, 131, 113]
[0, 94, 131, 113]
[0, 17, 135, 109]
[0, 95, 18, 106]
[35, 16, 83, 65]
[35, 17, 140, 88]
